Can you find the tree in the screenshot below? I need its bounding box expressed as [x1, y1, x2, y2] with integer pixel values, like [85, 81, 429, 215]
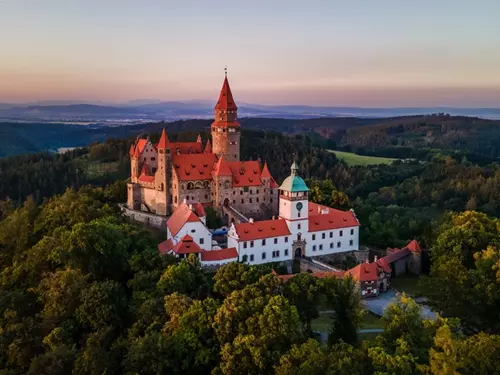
[213, 262, 263, 296]
[320, 276, 363, 345]
[157, 254, 208, 297]
[282, 272, 321, 334]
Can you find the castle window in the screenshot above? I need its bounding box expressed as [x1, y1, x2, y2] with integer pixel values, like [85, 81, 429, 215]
[298, 212, 301, 218]
[250, 241, 254, 248]
[151, 157, 155, 161]
[270, 198, 273, 203]
[250, 189, 253, 194]
[319, 244, 323, 250]
[200, 238, 204, 244]
[274, 238, 278, 244]
[330, 232, 333, 238]
[262, 239, 266, 246]
[337, 242, 341, 248]
[205, 194, 208, 199]
[351, 229, 354, 235]
[349, 240, 353, 246]
[191, 229, 196, 233]
[174, 197, 178, 203]
[257, 189, 259, 194]
[285, 249, 289, 256]
[256, 198, 259, 202]
[312, 234, 316, 241]
[262, 252, 266, 260]
[322, 233, 325, 239]
[160, 183, 164, 191]
[244, 187, 249, 193]
[244, 242, 247, 249]
[285, 237, 288, 243]
[249, 198, 252, 203]
[313, 245, 317, 251]
[233, 191, 235, 195]
[233, 200, 236, 204]
[340, 230, 343, 237]
[330, 242, 334, 249]
[298, 223, 301, 230]
[240, 191, 243, 195]
[250, 254, 254, 262]
[241, 199, 244, 204]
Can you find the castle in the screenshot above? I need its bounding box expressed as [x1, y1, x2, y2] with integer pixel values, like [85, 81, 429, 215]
[127, 74, 279, 219]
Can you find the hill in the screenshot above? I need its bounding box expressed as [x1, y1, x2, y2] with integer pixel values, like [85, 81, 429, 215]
[328, 150, 396, 166]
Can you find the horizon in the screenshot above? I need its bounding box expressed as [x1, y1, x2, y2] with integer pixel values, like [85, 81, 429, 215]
[1, 0, 500, 107]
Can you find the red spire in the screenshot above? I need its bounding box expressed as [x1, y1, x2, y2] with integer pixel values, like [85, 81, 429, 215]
[406, 240, 422, 253]
[213, 156, 232, 176]
[261, 162, 272, 179]
[157, 128, 169, 149]
[197, 134, 202, 143]
[215, 76, 238, 111]
[204, 139, 212, 154]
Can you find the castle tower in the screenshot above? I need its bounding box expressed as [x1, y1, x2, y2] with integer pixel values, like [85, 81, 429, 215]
[211, 72, 240, 162]
[155, 128, 170, 216]
[212, 155, 233, 212]
[279, 162, 310, 257]
[129, 143, 140, 183]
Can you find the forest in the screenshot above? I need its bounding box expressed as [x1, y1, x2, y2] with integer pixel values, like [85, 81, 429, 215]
[2, 126, 500, 373]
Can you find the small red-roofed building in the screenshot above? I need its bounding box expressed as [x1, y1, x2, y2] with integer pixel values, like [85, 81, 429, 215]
[384, 239, 423, 276]
[200, 247, 238, 266]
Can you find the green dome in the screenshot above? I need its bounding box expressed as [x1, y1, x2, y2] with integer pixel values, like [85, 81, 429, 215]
[279, 162, 309, 192]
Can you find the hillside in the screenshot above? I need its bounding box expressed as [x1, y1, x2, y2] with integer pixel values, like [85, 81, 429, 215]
[1, 114, 500, 160]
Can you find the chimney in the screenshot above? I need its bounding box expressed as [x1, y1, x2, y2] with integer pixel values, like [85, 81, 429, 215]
[374, 255, 378, 262]
[249, 218, 254, 224]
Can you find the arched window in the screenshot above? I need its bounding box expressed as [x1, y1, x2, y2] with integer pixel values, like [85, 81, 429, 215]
[174, 196, 178, 204]
[187, 182, 194, 190]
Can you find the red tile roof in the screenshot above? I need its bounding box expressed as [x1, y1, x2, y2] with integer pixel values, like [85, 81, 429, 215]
[204, 140, 212, 153]
[228, 161, 262, 187]
[210, 120, 241, 128]
[166, 203, 201, 236]
[406, 239, 422, 253]
[201, 247, 238, 261]
[308, 208, 359, 232]
[138, 163, 155, 183]
[158, 238, 174, 254]
[129, 144, 135, 156]
[376, 258, 392, 273]
[234, 218, 291, 241]
[172, 234, 202, 254]
[347, 263, 379, 282]
[169, 142, 203, 154]
[261, 162, 272, 178]
[157, 128, 169, 149]
[215, 76, 238, 110]
[195, 202, 206, 217]
[213, 156, 232, 176]
[172, 153, 217, 181]
[136, 139, 147, 153]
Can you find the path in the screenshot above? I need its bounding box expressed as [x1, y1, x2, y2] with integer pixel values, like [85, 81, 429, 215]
[363, 290, 436, 319]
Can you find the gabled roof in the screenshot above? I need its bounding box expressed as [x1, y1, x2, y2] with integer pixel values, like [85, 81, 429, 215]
[406, 240, 422, 253]
[201, 247, 238, 261]
[157, 128, 169, 149]
[166, 203, 202, 236]
[172, 153, 217, 181]
[215, 76, 238, 111]
[234, 218, 291, 241]
[136, 139, 148, 154]
[171, 234, 202, 255]
[213, 156, 232, 176]
[138, 163, 155, 183]
[347, 263, 379, 282]
[195, 202, 206, 217]
[228, 161, 262, 187]
[158, 239, 174, 254]
[261, 162, 272, 179]
[308, 209, 359, 232]
[204, 139, 212, 154]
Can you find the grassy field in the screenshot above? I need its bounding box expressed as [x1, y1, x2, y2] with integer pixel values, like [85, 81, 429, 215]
[328, 149, 397, 166]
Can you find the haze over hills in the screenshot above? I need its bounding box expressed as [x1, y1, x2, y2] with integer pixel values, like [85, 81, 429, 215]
[0, 101, 500, 123]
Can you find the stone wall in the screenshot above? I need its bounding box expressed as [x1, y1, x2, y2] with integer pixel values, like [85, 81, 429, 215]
[120, 205, 167, 230]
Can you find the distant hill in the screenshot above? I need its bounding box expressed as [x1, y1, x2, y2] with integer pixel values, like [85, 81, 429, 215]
[1, 101, 500, 123]
[1, 115, 500, 159]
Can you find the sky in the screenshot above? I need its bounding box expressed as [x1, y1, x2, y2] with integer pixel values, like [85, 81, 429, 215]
[1, 0, 500, 107]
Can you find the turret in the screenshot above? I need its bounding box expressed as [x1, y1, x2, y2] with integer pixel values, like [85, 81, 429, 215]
[211, 71, 241, 162]
[155, 128, 170, 215]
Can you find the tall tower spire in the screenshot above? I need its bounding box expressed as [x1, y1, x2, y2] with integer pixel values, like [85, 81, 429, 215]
[211, 71, 241, 162]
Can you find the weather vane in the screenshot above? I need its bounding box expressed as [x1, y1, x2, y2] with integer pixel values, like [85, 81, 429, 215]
[224, 65, 227, 77]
